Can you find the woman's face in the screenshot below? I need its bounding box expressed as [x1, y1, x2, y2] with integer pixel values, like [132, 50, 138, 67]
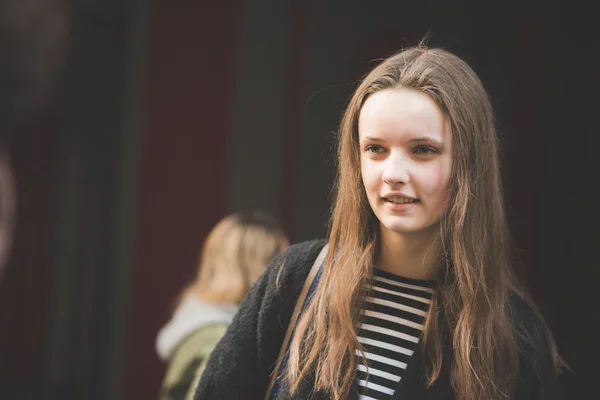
[358, 87, 453, 238]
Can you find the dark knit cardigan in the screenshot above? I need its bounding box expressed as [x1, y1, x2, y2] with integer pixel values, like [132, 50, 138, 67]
[193, 240, 564, 400]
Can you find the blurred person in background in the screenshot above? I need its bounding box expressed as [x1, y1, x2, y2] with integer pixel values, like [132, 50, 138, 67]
[0, 0, 67, 276]
[156, 210, 289, 400]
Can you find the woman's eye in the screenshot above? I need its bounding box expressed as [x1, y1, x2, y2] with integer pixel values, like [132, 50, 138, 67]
[365, 145, 385, 154]
[414, 146, 438, 155]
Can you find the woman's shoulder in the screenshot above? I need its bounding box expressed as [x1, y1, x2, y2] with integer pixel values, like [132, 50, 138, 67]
[263, 238, 327, 296]
[162, 324, 230, 399]
[181, 324, 230, 353]
[507, 291, 552, 343]
[507, 292, 566, 398]
[168, 324, 229, 369]
[507, 291, 563, 371]
[277, 238, 327, 266]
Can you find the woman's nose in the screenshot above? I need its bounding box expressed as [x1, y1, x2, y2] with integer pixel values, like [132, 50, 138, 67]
[381, 152, 410, 185]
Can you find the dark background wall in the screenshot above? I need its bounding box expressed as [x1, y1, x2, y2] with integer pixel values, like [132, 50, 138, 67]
[0, 0, 596, 399]
[125, 1, 237, 400]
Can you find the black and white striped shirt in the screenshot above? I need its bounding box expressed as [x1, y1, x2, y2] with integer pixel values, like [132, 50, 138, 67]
[355, 268, 435, 400]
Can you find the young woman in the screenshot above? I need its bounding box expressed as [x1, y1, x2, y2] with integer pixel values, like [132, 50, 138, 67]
[156, 210, 288, 400]
[192, 46, 565, 400]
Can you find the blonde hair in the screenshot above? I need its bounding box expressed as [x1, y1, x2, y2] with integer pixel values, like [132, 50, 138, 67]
[285, 46, 563, 400]
[182, 210, 287, 305]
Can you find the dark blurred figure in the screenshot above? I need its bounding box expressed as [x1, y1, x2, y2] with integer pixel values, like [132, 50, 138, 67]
[0, 0, 68, 397]
[0, 0, 67, 273]
[156, 211, 288, 400]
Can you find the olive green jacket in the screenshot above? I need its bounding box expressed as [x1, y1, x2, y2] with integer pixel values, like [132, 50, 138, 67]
[156, 296, 238, 400]
[160, 324, 228, 400]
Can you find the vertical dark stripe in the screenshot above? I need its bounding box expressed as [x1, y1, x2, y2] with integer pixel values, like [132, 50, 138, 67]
[280, 0, 306, 240]
[0, 115, 57, 395]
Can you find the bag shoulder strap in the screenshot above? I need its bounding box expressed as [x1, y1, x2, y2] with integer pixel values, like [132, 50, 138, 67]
[263, 242, 329, 400]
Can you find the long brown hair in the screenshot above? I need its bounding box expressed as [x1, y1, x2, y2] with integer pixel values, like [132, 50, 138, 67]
[180, 210, 287, 305]
[285, 46, 563, 400]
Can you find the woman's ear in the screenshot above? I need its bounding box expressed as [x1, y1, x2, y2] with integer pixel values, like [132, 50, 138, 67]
[0, 157, 16, 278]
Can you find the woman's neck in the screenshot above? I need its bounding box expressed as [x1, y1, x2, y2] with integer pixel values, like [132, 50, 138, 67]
[377, 225, 442, 280]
